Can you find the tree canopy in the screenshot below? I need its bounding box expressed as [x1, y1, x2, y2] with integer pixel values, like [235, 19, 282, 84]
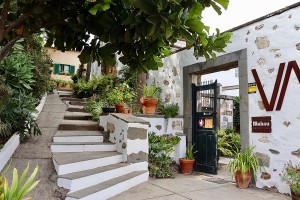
[0, 0, 232, 71]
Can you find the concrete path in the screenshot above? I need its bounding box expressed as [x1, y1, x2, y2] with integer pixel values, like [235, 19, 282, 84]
[110, 173, 289, 200]
[5, 92, 69, 200]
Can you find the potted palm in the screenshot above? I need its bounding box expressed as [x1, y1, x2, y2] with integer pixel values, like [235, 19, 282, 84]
[281, 161, 300, 199]
[228, 146, 260, 189]
[179, 144, 197, 174]
[140, 84, 161, 114]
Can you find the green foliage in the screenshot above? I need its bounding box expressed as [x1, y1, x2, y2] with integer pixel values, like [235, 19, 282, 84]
[148, 132, 181, 178]
[73, 75, 117, 98]
[218, 128, 241, 157]
[0, 0, 232, 72]
[84, 99, 103, 120]
[142, 85, 161, 98]
[228, 146, 260, 181]
[107, 83, 137, 105]
[160, 103, 179, 118]
[25, 34, 52, 100]
[233, 96, 240, 132]
[1, 44, 35, 94]
[281, 161, 300, 192]
[0, 42, 42, 142]
[71, 73, 79, 83]
[185, 144, 197, 160]
[0, 162, 40, 200]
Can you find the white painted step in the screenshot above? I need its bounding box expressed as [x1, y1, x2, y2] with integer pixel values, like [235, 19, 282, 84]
[58, 162, 147, 192]
[51, 142, 116, 153]
[53, 131, 103, 143]
[53, 151, 123, 175]
[65, 170, 149, 200]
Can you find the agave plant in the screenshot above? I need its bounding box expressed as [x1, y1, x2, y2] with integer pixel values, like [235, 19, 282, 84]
[0, 162, 40, 200]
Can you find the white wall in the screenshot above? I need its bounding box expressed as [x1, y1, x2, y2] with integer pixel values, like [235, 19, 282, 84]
[148, 5, 300, 193]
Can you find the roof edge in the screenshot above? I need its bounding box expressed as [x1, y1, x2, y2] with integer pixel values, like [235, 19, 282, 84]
[224, 2, 300, 33]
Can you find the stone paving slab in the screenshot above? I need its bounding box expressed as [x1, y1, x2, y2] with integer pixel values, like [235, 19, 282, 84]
[110, 174, 290, 200]
[37, 112, 65, 128]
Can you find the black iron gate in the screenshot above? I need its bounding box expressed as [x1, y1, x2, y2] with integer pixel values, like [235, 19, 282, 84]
[192, 80, 218, 174]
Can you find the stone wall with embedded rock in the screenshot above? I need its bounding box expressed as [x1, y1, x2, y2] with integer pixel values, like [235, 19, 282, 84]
[146, 4, 300, 194]
[136, 115, 186, 163]
[99, 113, 149, 165]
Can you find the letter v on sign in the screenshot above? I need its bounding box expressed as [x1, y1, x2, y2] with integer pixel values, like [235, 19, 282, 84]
[251, 61, 300, 111]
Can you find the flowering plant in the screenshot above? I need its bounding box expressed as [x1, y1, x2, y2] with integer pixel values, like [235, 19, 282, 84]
[281, 161, 300, 192]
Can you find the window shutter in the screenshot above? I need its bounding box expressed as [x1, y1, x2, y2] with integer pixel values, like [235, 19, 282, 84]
[54, 64, 60, 74]
[70, 65, 75, 75]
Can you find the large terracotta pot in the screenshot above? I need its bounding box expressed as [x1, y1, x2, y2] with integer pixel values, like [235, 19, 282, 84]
[140, 98, 158, 114]
[179, 158, 195, 174]
[291, 189, 300, 200]
[115, 104, 124, 113]
[235, 171, 251, 189]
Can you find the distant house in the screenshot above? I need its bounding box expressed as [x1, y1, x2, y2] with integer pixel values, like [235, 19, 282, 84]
[46, 47, 82, 80]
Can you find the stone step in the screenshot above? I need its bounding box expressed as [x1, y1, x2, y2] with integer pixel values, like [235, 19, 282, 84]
[69, 101, 86, 106]
[58, 90, 73, 95]
[53, 131, 103, 143]
[67, 105, 85, 113]
[65, 170, 149, 200]
[53, 151, 123, 175]
[51, 142, 116, 153]
[58, 162, 147, 192]
[62, 97, 85, 102]
[58, 120, 99, 131]
[64, 112, 92, 120]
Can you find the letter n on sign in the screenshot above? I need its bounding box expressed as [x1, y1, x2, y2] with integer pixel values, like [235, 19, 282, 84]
[251, 116, 272, 133]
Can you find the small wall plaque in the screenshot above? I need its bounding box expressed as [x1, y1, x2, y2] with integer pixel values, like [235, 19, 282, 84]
[248, 82, 257, 94]
[251, 116, 272, 133]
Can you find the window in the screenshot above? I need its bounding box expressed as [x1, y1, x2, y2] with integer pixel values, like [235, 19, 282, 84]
[53, 64, 75, 75]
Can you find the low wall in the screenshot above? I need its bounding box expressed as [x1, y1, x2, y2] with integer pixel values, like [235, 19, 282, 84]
[136, 115, 186, 163]
[100, 114, 149, 164]
[0, 93, 47, 172]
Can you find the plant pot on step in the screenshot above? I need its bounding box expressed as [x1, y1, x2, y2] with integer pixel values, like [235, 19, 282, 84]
[115, 104, 125, 113]
[235, 171, 251, 189]
[140, 98, 158, 114]
[123, 108, 129, 114]
[102, 107, 115, 113]
[179, 158, 195, 174]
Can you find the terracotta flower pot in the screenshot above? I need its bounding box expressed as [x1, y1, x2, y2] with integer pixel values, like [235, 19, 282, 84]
[123, 108, 129, 114]
[115, 104, 124, 113]
[291, 189, 300, 200]
[140, 97, 158, 114]
[179, 158, 195, 174]
[235, 171, 251, 189]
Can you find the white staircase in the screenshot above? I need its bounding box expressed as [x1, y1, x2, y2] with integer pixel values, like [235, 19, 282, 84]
[51, 93, 148, 200]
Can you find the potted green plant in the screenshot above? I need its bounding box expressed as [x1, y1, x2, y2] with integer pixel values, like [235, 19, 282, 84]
[228, 146, 260, 189]
[179, 144, 197, 174]
[281, 160, 300, 199]
[101, 98, 115, 113]
[140, 84, 161, 114]
[108, 83, 137, 113]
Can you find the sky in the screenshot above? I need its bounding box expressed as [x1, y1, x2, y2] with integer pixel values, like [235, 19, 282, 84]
[202, 0, 300, 32]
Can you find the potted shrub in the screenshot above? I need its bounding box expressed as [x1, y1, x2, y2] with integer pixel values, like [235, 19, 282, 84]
[108, 83, 136, 113]
[101, 98, 115, 113]
[281, 161, 300, 199]
[140, 84, 161, 114]
[179, 144, 197, 174]
[228, 146, 260, 189]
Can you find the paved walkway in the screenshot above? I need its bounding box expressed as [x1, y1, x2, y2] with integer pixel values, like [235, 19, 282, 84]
[5, 92, 68, 200]
[111, 173, 289, 200]
[3, 92, 291, 200]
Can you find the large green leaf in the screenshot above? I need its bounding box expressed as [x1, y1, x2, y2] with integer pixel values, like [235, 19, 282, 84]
[186, 19, 204, 35]
[214, 0, 230, 10]
[189, 2, 203, 19]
